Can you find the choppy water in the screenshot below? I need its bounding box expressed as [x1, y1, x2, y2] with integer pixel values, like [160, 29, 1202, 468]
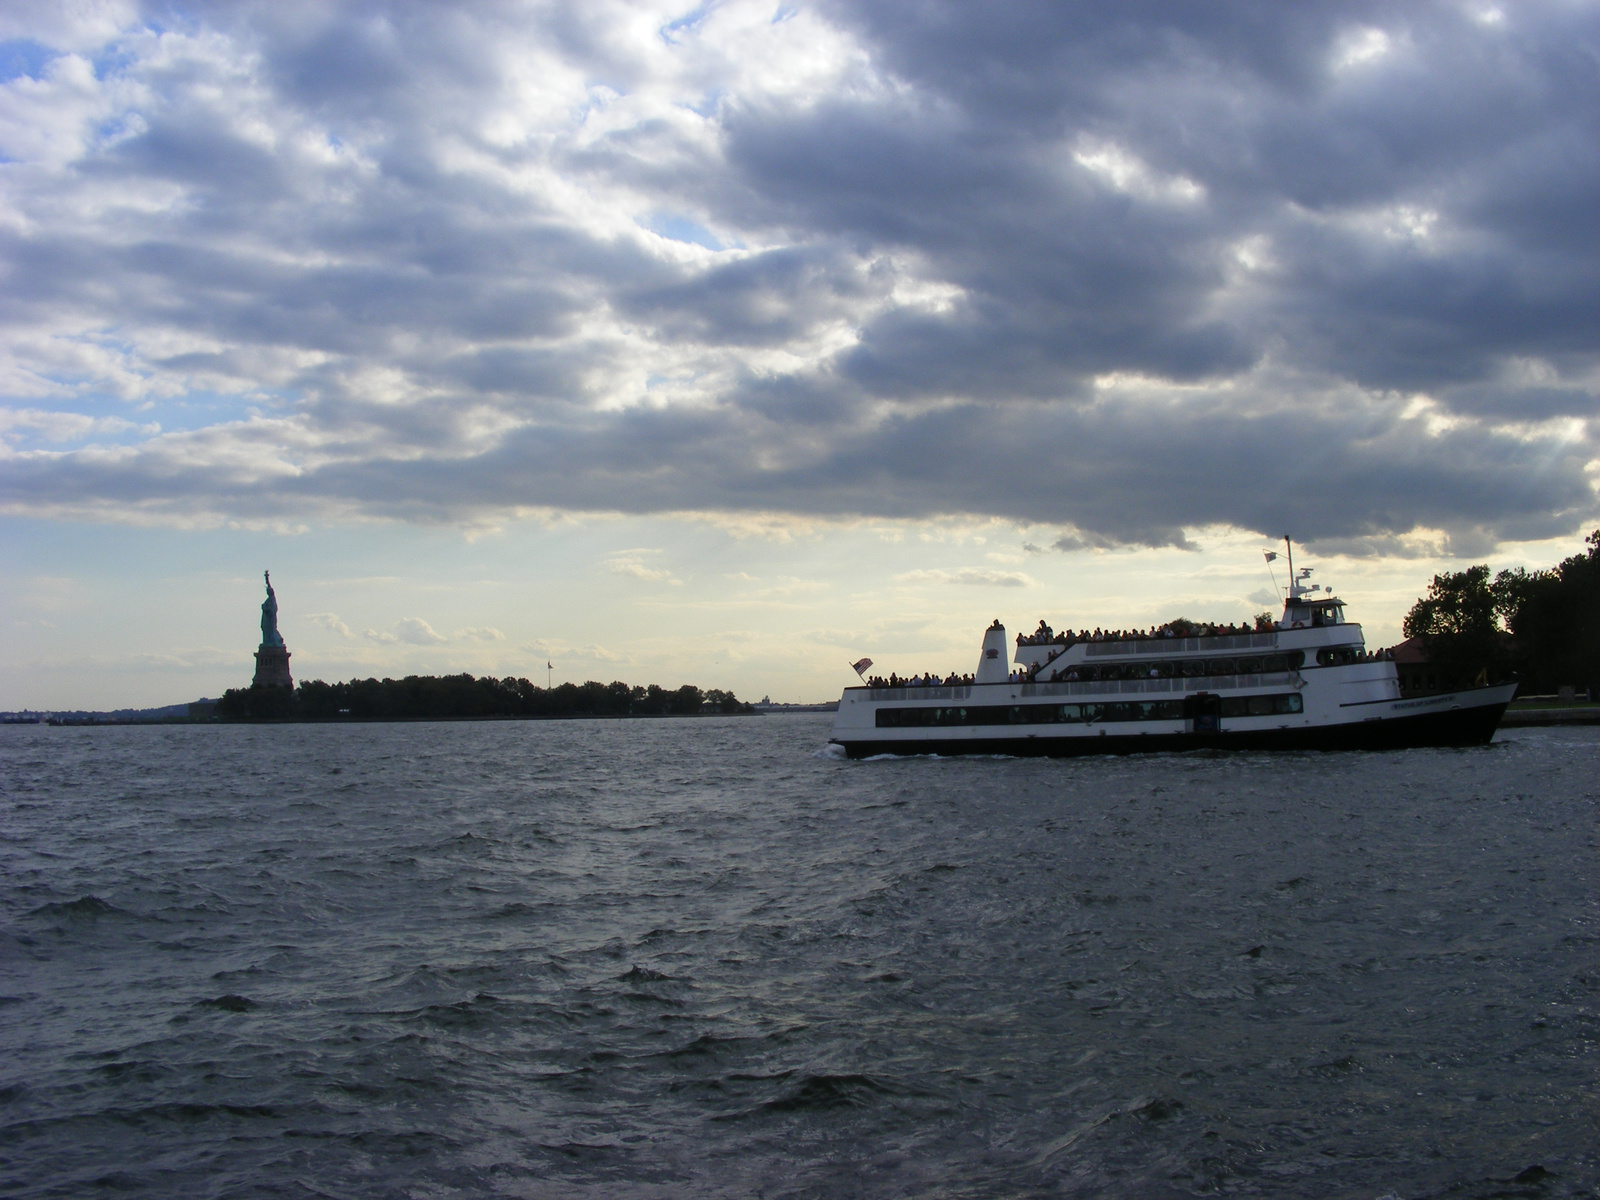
[1, 717, 1596, 1199]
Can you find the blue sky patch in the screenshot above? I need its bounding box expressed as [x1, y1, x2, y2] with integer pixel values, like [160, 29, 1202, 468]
[0, 39, 56, 83]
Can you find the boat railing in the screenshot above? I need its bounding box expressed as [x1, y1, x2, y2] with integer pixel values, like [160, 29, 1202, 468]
[1084, 632, 1278, 657]
[866, 686, 972, 702]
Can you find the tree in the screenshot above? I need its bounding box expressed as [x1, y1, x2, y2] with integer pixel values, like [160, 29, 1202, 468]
[1493, 530, 1600, 694]
[1402, 531, 1600, 694]
[216, 673, 752, 721]
[1402, 565, 1507, 685]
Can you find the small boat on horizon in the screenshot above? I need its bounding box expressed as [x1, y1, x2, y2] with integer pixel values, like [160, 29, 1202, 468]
[828, 542, 1515, 758]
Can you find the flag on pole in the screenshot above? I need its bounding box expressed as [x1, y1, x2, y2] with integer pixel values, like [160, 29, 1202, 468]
[1263, 551, 1278, 562]
[851, 657, 873, 678]
[547, 661, 553, 670]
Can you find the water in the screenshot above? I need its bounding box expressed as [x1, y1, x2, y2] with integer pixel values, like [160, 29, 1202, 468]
[1, 717, 1595, 1199]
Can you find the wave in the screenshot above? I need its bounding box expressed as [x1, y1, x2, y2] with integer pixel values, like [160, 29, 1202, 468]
[195, 994, 256, 1012]
[760, 1072, 895, 1112]
[26, 895, 128, 919]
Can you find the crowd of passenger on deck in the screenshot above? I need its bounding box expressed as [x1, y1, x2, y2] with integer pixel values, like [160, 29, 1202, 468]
[864, 672, 976, 689]
[1016, 616, 1276, 647]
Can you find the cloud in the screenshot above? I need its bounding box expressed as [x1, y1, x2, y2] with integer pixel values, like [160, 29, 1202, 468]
[1050, 529, 1151, 554]
[607, 553, 681, 584]
[0, 408, 159, 444]
[361, 617, 445, 644]
[0, 1, 1594, 552]
[896, 568, 1035, 587]
[305, 611, 353, 638]
[455, 626, 504, 641]
[394, 617, 446, 644]
[521, 639, 621, 663]
[1246, 587, 1280, 607]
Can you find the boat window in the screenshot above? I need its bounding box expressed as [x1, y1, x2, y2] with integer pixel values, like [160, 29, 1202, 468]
[1218, 693, 1304, 718]
[875, 695, 1302, 728]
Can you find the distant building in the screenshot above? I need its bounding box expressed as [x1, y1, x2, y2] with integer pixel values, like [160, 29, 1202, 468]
[1389, 637, 1438, 695]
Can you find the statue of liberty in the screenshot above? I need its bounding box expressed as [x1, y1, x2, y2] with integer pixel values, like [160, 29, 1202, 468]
[260, 571, 285, 648]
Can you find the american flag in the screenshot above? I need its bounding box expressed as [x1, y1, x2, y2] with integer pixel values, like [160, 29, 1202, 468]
[851, 657, 873, 677]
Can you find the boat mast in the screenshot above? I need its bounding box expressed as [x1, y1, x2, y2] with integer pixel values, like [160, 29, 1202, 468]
[1284, 536, 1294, 600]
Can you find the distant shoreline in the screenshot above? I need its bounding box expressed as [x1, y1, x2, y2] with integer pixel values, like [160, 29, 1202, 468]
[29, 710, 780, 728]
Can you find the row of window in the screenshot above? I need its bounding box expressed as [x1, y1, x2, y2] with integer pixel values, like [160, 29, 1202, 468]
[1050, 651, 1306, 682]
[1085, 632, 1278, 657]
[875, 693, 1305, 728]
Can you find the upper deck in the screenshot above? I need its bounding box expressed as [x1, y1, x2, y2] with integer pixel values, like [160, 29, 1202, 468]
[1014, 622, 1365, 673]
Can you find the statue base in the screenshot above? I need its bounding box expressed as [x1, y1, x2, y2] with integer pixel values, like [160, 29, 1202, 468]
[252, 644, 293, 689]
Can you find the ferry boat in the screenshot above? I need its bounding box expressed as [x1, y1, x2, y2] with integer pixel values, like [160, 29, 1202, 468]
[829, 546, 1515, 758]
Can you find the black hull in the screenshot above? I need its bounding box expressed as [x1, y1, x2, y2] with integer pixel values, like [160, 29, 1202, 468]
[834, 695, 1510, 759]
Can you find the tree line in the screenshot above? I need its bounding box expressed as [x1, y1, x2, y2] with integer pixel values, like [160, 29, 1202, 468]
[218, 675, 754, 721]
[1403, 529, 1599, 693]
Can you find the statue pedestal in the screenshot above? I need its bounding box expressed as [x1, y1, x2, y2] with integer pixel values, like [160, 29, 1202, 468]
[252, 644, 293, 689]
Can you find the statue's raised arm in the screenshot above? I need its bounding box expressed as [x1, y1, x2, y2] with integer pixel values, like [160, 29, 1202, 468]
[260, 570, 284, 647]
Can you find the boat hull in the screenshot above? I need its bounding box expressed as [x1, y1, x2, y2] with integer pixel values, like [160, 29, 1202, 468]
[830, 684, 1514, 759]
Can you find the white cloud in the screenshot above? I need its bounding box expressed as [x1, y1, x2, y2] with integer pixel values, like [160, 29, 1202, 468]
[394, 617, 446, 645]
[305, 611, 354, 638]
[608, 556, 681, 584]
[1333, 26, 1393, 71]
[895, 568, 1036, 588]
[360, 618, 446, 645]
[0, 408, 157, 442]
[456, 626, 505, 641]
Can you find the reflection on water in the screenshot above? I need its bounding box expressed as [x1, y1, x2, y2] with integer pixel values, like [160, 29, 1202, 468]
[1, 718, 1596, 1197]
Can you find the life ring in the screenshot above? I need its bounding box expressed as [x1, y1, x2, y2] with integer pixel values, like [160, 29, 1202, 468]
[1291, 621, 1305, 629]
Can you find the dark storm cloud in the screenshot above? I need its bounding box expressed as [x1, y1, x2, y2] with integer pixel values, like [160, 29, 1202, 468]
[1, 0, 1595, 546]
[7, 373, 1587, 554]
[616, 244, 884, 347]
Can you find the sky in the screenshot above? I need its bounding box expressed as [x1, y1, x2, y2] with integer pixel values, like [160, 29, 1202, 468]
[1, 0, 1596, 709]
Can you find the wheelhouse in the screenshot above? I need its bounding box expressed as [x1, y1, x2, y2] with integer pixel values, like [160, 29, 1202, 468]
[1281, 596, 1345, 628]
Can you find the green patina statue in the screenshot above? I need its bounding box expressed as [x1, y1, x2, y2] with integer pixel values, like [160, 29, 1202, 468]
[260, 571, 285, 648]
